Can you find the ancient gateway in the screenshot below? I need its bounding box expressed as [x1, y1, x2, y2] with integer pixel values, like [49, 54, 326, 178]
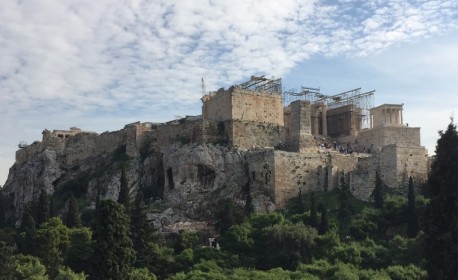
[13, 76, 428, 210]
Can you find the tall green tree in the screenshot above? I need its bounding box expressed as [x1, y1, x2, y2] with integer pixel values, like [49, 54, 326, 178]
[130, 190, 156, 268]
[0, 241, 16, 280]
[309, 193, 318, 228]
[37, 189, 50, 225]
[406, 176, 419, 238]
[0, 190, 5, 229]
[373, 171, 384, 209]
[338, 175, 352, 231]
[91, 200, 135, 280]
[318, 206, 329, 235]
[66, 195, 81, 228]
[118, 167, 131, 214]
[18, 207, 37, 255]
[424, 120, 458, 279]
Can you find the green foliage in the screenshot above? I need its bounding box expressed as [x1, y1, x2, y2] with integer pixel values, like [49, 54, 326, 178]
[130, 268, 157, 280]
[64, 227, 93, 274]
[130, 190, 157, 268]
[309, 193, 318, 228]
[118, 167, 131, 213]
[66, 195, 81, 228]
[37, 190, 51, 226]
[374, 171, 385, 209]
[176, 231, 201, 253]
[55, 267, 87, 280]
[220, 223, 253, 255]
[0, 241, 16, 280]
[318, 206, 329, 234]
[215, 199, 246, 233]
[424, 120, 458, 279]
[14, 254, 48, 280]
[258, 223, 317, 269]
[385, 264, 427, 280]
[0, 190, 5, 229]
[407, 177, 419, 238]
[90, 200, 135, 280]
[35, 217, 71, 279]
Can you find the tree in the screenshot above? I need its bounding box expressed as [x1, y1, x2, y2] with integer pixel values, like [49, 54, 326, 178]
[64, 227, 93, 274]
[35, 217, 71, 280]
[66, 195, 81, 228]
[424, 120, 458, 279]
[309, 193, 318, 228]
[0, 190, 5, 229]
[130, 190, 157, 268]
[18, 207, 37, 255]
[338, 175, 352, 231]
[91, 200, 135, 280]
[36, 189, 50, 225]
[0, 241, 16, 280]
[406, 177, 419, 238]
[318, 206, 329, 235]
[118, 167, 130, 214]
[373, 171, 384, 209]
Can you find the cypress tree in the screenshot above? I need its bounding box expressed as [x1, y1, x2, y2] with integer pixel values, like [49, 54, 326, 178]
[0, 190, 5, 228]
[338, 175, 352, 231]
[373, 171, 384, 209]
[309, 193, 318, 228]
[318, 206, 329, 234]
[130, 190, 156, 268]
[406, 176, 419, 238]
[66, 195, 81, 228]
[118, 167, 130, 213]
[91, 200, 135, 280]
[424, 120, 458, 279]
[18, 206, 37, 255]
[36, 189, 50, 225]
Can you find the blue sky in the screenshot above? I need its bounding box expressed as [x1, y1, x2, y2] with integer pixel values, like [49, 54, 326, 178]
[1, 0, 458, 185]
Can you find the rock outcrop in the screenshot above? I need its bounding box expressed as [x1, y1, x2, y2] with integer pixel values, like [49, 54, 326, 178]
[3, 141, 274, 230]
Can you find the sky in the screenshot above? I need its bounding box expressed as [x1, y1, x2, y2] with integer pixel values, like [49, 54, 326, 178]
[1, 0, 458, 186]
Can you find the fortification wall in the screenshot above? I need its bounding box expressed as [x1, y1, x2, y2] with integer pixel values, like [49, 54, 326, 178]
[202, 88, 283, 125]
[202, 89, 232, 121]
[288, 101, 315, 152]
[357, 126, 421, 151]
[231, 120, 286, 149]
[273, 151, 327, 207]
[153, 118, 204, 148]
[15, 142, 44, 164]
[231, 89, 283, 125]
[245, 149, 275, 198]
[328, 153, 360, 190]
[65, 131, 125, 165]
[379, 145, 428, 188]
[350, 156, 378, 201]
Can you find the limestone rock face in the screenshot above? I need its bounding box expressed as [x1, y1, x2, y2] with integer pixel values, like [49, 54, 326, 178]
[3, 150, 62, 225]
[3, 143, 275, 230]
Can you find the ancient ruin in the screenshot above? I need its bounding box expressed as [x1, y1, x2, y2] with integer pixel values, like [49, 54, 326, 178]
[10, 75, 428, 211]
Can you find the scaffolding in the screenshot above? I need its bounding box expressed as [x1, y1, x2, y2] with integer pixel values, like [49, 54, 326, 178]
[283, 86, 375, 129]
[236, 75, 282, 94]
[282, 86, 321, 105]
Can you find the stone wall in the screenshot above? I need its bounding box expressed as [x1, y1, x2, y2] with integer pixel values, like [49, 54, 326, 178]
[272, 151, 327, 207]
[231, 120, 286, 149]
[202, 88, 283, 125]
[288, 101, 315, 152]
[357, 126, 421, 151]
[16, 142, 44, 164]
[245, 149, 275, 198]
[202, 89, 232, 121]
[379, 145, 428, 188]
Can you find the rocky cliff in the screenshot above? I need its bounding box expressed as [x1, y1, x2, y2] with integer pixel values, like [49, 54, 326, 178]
[2, 141, 275, 230]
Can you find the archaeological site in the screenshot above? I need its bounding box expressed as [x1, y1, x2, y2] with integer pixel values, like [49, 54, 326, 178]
[2, 76, 428, 230]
